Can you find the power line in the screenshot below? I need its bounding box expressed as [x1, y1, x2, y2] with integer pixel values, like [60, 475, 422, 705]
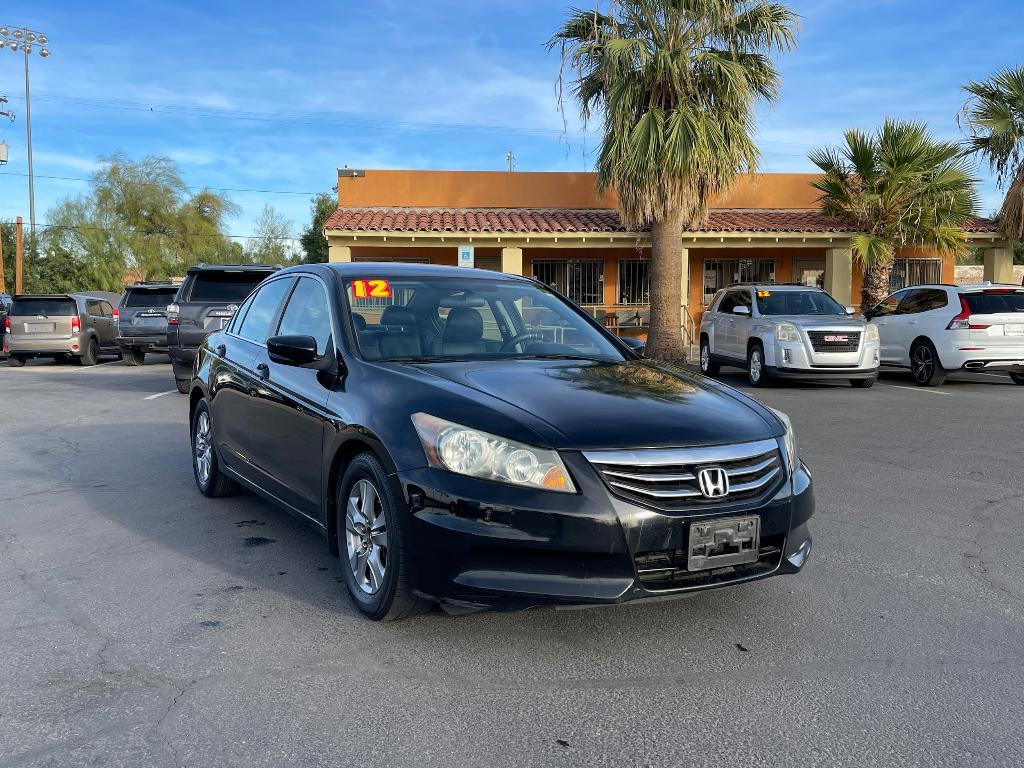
[0, 169, 328, 196]
[35, 222, 299, 242]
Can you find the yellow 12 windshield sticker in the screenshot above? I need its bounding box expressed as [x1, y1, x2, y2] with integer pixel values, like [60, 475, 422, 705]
[351, 279, 392, 299]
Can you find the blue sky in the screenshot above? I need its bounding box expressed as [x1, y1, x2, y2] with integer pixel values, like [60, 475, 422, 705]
[1, 0, 1022, 241]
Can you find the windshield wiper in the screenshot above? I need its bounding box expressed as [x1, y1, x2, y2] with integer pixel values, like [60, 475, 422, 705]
[518, 354, 614, 361]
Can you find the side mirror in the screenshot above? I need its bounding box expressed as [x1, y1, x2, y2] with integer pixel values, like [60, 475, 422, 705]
[732, 306, 751, 316]
[267, 335, 320, 367]
[846, 306, 856, 315]
[618, 336, 646, 357]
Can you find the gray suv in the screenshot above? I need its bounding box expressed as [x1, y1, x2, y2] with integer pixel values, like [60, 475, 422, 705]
[4, 292, 123, 367]
[699, 283, 881, 387]
[167, 264, 279, 392]
[116, 282, 180, 365]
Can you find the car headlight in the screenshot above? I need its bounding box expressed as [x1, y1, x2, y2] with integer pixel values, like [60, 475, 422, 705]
[775, 322, 801, 342]
[865, 324, 879, 342]
[411, 413, 576, 493]
[768, 407, 798, 474]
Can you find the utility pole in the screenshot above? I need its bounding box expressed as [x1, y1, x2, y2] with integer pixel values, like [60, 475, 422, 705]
[506, 151, 516, 173]
[0, 221, 5, 293]
[0, 26, 52, 242]
[15, 216, 23, 294]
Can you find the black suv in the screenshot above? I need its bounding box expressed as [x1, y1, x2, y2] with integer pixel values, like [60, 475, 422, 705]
[116, 282, 180, 365]
[168, 264, 279, 392]
[187, 263, 814, 620]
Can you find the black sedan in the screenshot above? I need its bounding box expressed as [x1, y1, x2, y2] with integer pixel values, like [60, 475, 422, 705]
[187, 263, 814, 620]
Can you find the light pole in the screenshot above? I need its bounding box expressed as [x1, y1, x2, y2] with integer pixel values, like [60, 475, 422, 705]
[0, 25, 51, 241]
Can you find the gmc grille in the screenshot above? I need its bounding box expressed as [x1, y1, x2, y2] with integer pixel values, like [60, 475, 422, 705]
[583, 439, 784, 513]
[807, 330, 861, 353]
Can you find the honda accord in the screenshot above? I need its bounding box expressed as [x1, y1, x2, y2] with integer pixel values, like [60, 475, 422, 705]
[187, 263, 814, 619]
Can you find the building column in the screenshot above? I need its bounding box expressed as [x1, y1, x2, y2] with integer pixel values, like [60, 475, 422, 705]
[983, 247, 1013, 284]
[680, 247, 692, 343]
[824, 247, 853, 306]
[500, 247, 523, 276]
[328, 243, 352, 264]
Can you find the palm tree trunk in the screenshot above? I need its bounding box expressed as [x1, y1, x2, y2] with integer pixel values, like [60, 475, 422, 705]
[645, 211, 687, 363]
[860, 259, 892, 310]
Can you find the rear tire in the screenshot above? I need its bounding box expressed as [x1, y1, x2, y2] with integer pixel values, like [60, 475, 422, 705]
[122, 347, 146, 366]
[1010, 372, 1024, 385]
[191, 399, 238, 498]
[699, 338, 720, 376]
[909, 340, 946, 387]
[78, 337, 99, 367]
[747, 343, 771, 387]
[175, 376, 190, 394]
[337, 453, 431, 621]
[7, 355, 26, 367]
[851, 376, 877, 389]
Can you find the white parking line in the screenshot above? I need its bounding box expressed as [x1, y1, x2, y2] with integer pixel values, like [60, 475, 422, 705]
[144, 390, 178, 400]
[881, 384, 952, 396]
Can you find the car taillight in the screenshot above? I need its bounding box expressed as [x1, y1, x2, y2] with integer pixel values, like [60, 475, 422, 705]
[947, 296, 990, 330]
[3, 317, 9, 334]
[167, 303, 180, 325]
[113, 308, 120, 322]
[71, 317, 81, 334]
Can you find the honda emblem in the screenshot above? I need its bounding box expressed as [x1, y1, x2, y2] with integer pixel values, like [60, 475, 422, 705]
[697, 467, 730, 499]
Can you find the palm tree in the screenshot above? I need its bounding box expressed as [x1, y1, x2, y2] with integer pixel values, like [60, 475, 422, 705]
[549, 1, 797, 362]
[962, 66, 1024, 242]
[809, 120, 979, 310]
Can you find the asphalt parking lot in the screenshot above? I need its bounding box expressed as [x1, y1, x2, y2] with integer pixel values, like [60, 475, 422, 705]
[1, 356, 1022, 768]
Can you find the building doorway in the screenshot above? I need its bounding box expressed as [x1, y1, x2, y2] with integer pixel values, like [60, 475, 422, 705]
[793, 258, 826, 289]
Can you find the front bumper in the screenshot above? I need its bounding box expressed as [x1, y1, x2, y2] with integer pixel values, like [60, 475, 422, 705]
[397, 453, 814, 612]
[767, 365, 879, 381]
[767, 336, 880, 376]
[168, 345, 197, 378]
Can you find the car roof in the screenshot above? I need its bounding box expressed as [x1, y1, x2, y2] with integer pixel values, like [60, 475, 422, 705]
[727, 283, 822, 292]
[125, 282, 179, 289]
[296, 262, 536, 283]
[185, 263, 281, 274]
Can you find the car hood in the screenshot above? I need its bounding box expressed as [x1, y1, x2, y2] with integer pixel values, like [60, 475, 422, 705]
[767, 314, 865, 329]
[411, 359, 781, 450]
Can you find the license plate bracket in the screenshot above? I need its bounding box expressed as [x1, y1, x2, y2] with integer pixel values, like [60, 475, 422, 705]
[1005, 324, 1024, 336]
[687, 516, 760, 571]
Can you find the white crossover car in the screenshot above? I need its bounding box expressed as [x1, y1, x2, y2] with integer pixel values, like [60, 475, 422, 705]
[699, 284, 880, 387]
[865, 283, 1024, 387]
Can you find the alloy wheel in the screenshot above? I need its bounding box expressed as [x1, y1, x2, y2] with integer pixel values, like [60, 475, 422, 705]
[700, 345, 710, 372]
[345, 479, 389, 595]
[194, 411, 213, 486]
[912, 346, 933, 383]
[749, 349, 763, 382]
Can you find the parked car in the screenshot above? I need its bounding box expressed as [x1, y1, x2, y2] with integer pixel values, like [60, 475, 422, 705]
[866, 283, 1024, 386]
[167, 263, 279, 393]
[0, 292, 11, 359]
[699, 283, 880, 387]
[4, 292, 122, 367]
[187, 263, 814, 620]
[115, 282, 180, 365]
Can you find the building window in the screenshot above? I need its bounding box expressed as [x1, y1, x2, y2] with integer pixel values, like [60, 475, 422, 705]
[888, 259, 942, 292]
[618, 259, 650, 305]
[702, 259, 775, 304]
[532, 259, 604, 305]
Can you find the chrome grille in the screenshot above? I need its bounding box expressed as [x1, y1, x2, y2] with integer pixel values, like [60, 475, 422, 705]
[807, 330, 861, 353]
[583, 439, 783, 512]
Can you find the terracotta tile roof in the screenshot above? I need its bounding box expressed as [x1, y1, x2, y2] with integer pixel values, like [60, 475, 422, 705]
[325, 207, 1000, 235]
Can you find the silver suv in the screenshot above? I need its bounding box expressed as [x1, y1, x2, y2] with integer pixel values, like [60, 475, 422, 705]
[4, 292, 122, 366]
[699, 284, 880, 388]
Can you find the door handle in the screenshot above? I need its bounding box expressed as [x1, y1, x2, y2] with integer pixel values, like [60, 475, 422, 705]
[256, 362, 270, 380]
[908, 320, 917, 325]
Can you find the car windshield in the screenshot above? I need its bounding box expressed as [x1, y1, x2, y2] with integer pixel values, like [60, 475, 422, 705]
[344, 275, 625, 363]
[187, 272, 267, 302]
[123, 288, 178, 308]
[11, 298, 77, 316]
[756, 289, 847, 316]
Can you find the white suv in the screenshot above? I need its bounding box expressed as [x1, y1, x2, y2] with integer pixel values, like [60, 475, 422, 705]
[699, 284, 880, 387]
[866, 283, 1024, 386]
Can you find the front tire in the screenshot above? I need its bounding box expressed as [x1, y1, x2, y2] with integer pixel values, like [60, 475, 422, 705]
[175, 376, 190, 394]
[337, 453, 430, 621]
[191, 399, 238, 498]
[851, 376, 877, 389]
[1010, 372, 1024, 385]
[78, 337, 99, 367]
[699, 338, 720, 376]
[7, 355, 26, 367]
[910, 340, 946, 387]
[122, 347, 146, 366]
[747, 343, 771, 387]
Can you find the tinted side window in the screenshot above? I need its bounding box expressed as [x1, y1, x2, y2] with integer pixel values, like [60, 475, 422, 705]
[871, 289, 910, 317]
[86, 300, 103, 316]
[900, 289, 948, 314]
[238, 279, 293, 345]
[718, 292, 738, 314]
[99, 301, 114, 317]
[734, 290, 753, 311]
[276, 278, 332, 356]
